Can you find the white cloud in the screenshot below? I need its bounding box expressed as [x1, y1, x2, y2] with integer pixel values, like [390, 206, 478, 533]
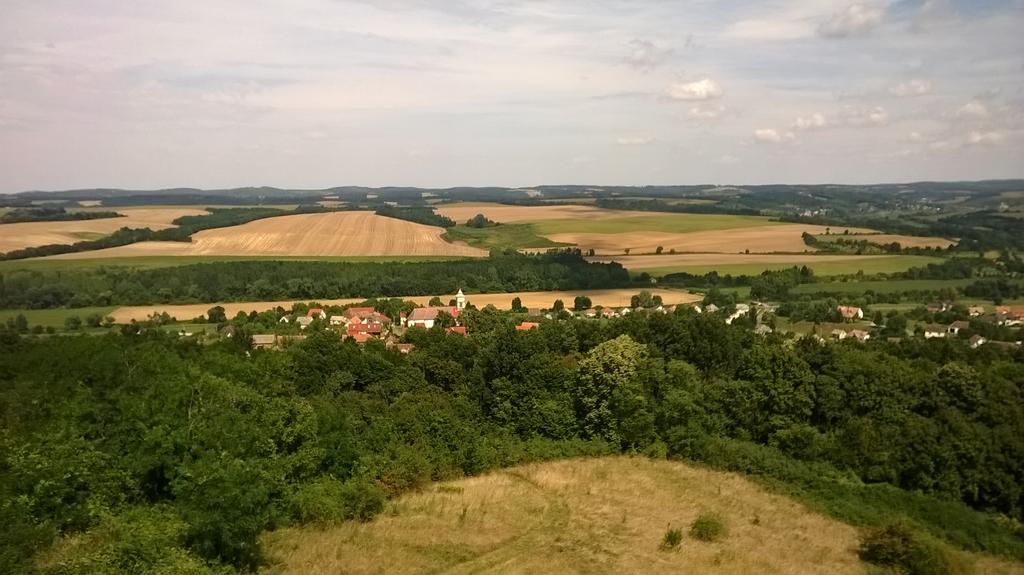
[889, 79, 932, 97]
[616, 136, 653, 145]
[689, 104, 726, 119]
[818, 3, 885, 38]
[839, 105, 889, 125]
[719, 154, 740, 164]
[794, 112, 828, 130]
[966, 130, 1003, 145]
[726, 19, 812, 41]
[753, 128, 795, 144]
[956, 100, 990, 119]
[666, 78, 722, 101]
[908, 131, 926, 142]
[625, 39, 672, 71]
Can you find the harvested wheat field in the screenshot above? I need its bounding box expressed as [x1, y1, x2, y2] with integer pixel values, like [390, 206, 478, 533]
[51, 211, 488, 259]
[0, 207, 207, 252]
[108, 288, 698, 322]
[549, 224, 874, 255]
[259, 456, 1016, 575]
[436, 202, 643, 223]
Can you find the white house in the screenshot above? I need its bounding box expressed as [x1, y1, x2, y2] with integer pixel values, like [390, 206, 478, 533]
[295, 316, 314, 329]
[725, 304, 750, 325]
[923, 324, 946, 339]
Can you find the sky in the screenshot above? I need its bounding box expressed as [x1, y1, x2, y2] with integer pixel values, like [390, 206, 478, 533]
[0, 0, 1022, 192]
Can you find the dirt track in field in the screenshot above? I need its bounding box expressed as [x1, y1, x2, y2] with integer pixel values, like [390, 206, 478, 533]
[50, 212, 488, 259]
[548, 224, 875, 255]
[435, 202, 644, 223]
[109, 288, 699, 322]
[0, 208, 208, 252]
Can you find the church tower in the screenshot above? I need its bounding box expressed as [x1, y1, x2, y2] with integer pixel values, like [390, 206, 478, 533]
[455, 288, 466, 310]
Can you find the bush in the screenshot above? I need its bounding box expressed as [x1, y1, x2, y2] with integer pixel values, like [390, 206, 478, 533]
[858, 522, 959, 575]
[661, 526, 683, 550]
[690, 512, 727, 542]
[290, 477, 386, 523]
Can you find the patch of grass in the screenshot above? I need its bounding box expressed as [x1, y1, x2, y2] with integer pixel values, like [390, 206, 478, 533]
[530, 214, 779, 235]
[791, 278, 977, 295]
[660, 526, 683, 550]
[0, 306, 116, 329]
[637, 256, 943, 277]
[68, 231, 109, 241]
[442, 224, 569, 251]
[689, 512, 728, 542]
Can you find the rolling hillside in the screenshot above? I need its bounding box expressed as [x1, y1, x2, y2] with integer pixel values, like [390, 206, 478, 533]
[260, 457, 1024, 575]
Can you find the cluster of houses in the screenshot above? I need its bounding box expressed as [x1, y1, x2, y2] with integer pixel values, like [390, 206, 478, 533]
[242, 290, 1021, 352]
[254, 290, 471, 351]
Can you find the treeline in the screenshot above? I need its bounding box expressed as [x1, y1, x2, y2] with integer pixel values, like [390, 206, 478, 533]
[2, 306, 1022, 572]
[594, 198, 761, 216]
[801, 231, 949, 257]
[0, 252, 632, 309]
[0, 207, 123, 224]
[0, 206, 333, 260]
[374, 206, 455, 227]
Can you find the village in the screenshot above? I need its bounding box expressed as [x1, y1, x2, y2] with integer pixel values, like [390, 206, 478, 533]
[228, 288, 1024, 353]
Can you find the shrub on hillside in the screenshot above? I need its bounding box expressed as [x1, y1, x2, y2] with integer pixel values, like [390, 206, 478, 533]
[661, 526, 683, 550]
[689, 512, 728, 542]
[858, 521, 960, 575]
[290, 477, 385, 523]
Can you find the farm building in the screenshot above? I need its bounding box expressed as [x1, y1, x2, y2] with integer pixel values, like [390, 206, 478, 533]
[407, 306, 460, 329]
[948, 321, 970, 335]
[252, 334, 276, 349]
[837, 305, 863, 321]
[923, 324, 947, 339]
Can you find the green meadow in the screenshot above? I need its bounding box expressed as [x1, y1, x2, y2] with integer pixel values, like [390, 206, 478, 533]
[632, 255, 943, 278]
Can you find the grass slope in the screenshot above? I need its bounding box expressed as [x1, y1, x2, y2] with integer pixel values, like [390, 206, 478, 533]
[260, 457, 1023, 575]
[637, 255, 942, 277]
[529, 214, 779, 235]
[791, 278, 978, 295]
[0, 306, 116, 328]
[442, 224, 569, 251]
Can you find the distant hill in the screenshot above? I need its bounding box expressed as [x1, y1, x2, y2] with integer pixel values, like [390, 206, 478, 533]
[259, 456, 1023, 575]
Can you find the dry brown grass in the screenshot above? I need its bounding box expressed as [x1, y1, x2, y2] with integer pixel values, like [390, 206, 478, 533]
[261, 457, 1024, 575]
[49, 212, 488, 259]
[436, 202, 644, 223]
[0, 207, 207, 252]
[260, 456, 868, 575]
[108, 288, 699, 322]
[548, 224, 875, 255]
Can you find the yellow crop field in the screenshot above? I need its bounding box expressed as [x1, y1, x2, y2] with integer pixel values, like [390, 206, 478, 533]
[436, 202, 643, 223]
[108, 288, 698, 322]
[0, 207, 207, 252]
[50, 212, 488, 259]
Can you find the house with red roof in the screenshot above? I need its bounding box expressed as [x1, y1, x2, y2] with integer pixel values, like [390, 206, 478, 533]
[407, 306, 460, 329]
